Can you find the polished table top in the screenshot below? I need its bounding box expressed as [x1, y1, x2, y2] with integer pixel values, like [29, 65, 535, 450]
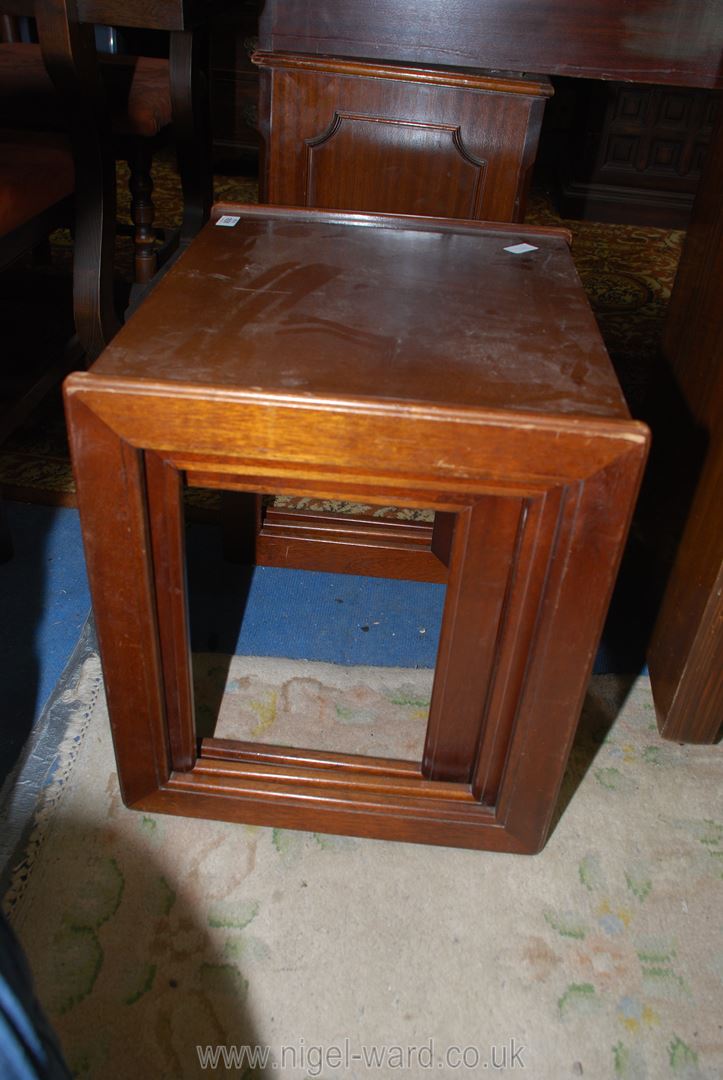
[260, 0, 723, 89]
[92, 204, 631, 422]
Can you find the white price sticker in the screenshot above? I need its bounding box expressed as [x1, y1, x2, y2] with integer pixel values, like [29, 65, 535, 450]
[504, 243, 539, 254]
[215, 215, 241, 227]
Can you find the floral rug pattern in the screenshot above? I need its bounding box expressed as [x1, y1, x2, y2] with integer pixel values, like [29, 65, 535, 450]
[4, 654, 722, 1079]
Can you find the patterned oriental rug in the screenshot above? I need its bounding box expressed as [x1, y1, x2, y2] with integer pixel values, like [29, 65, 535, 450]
[0, 160, 683, 505]
[3, 650, 722, 1079]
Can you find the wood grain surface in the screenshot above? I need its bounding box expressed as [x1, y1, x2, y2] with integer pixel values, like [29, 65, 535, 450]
[65, 206, 649, 851]
[259, 0, 723, 88]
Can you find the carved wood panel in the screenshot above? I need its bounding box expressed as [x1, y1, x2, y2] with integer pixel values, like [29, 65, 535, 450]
[305, 113, 488, 218]
[559, 81, 719, 227]
[254, 53, 552, 223]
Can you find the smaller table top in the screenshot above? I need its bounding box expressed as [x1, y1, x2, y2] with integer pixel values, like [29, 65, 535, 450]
[92, 205, 630, 422]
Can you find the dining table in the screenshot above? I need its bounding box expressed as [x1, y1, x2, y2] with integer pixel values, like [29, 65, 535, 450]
[258, 0, 723, 744]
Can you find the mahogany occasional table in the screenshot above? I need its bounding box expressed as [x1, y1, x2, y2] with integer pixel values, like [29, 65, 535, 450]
[65, 204, 648, 853]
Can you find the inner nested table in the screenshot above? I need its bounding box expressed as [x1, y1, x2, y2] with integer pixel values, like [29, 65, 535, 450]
[65, 205, 648, 852]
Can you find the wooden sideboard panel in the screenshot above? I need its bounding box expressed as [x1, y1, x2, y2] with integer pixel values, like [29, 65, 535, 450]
[254, 54, 552, 222]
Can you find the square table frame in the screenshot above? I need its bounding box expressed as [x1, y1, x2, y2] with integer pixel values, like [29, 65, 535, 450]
[65, 373, 647, 853]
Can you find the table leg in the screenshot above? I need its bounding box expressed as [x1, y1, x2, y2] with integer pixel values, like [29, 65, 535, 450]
[64, 392, 171, 803]
[647, 108, 723, 743]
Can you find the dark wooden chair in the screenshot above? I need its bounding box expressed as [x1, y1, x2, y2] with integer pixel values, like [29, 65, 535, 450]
[0, 126, 74, 560]
[0, 128, 71, 275]
[31, 0, 118, 360]
[0, 11, 77, 422]
[0, 8, 211, 286]
[1, 0, 117, 403]
[0, 0, 119, 555]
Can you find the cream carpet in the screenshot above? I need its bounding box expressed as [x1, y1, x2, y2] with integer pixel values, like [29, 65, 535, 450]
[3, 653, 722, 1080]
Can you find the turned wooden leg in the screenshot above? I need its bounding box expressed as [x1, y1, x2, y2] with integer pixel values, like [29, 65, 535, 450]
[128, 142, 157, 285]
[36, 1, 120, 362]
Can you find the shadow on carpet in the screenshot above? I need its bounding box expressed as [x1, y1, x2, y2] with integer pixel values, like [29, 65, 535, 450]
[3, 647, 721, 1080]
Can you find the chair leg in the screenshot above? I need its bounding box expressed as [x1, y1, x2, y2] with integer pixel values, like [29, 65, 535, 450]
[70, 144, 120, 361]
[36, 1, 120, 363]
[170, 27, 213, 246]
[128, 142, 157, 285]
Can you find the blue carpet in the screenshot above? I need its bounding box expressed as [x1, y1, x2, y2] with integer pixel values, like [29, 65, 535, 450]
[1, 502, 648, 784]
[186, 522, 445, 668]
[0, 502, 90, 781]
[185, 519, 648, 674]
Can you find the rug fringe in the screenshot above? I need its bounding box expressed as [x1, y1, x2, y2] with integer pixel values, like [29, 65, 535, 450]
[3, 654, 104, 920]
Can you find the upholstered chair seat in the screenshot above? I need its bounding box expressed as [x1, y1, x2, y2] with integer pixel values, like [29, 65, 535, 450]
[0, 43, 171, 137]
[0, 128, 72, 235]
